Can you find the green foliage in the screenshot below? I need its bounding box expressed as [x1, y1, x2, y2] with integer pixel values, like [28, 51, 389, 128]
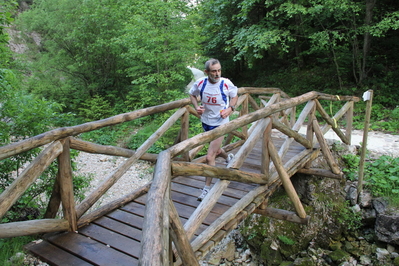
[365, 155, 399, 202]
[0, 236, 36, 266]
[342, 154, 360, 181]
[278, 235, 296, 246]
[78, 95, 114, 121]
[16, 0, 198, 112]
[343, 152, 399, 206]
[335, 201, 362, 232]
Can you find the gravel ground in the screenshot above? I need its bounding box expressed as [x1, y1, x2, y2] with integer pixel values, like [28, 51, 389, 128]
[74, 153, 154, 208]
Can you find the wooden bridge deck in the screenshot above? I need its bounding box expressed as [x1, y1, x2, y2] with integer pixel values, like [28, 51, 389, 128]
[25, 137, 309, 266]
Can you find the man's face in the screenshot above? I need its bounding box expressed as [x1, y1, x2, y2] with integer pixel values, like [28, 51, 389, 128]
[205, 63, 221, 84]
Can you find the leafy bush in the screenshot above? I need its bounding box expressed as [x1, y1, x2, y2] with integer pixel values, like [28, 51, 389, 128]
[365, 155, 399, 204]
[343, 153, 399, 206]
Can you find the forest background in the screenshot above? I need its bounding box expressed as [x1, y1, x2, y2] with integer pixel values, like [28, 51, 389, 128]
[0, 0, 399, 264]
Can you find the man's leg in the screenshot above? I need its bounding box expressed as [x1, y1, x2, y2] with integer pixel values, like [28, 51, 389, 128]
[197, 136, 224, 201]
[205, 135, 224, 186]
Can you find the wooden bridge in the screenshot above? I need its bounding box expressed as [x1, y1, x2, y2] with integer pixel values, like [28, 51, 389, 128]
[0, 88, 359, 265]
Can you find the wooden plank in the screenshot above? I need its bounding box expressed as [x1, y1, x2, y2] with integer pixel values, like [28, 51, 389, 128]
[25, 241, 93, 266]
[93, 216, 142, 241]
[105, 209, 144, 229]
[47, 232, 138, 265]
[79, 223, 141, 258]
[171, 183, 240, 207]
[120, 201, 146, 217]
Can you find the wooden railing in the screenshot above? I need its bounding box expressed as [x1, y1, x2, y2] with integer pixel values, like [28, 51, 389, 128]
[0, 88, 359, 265]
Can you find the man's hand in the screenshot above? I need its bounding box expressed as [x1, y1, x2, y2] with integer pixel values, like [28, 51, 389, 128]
[196, 105, 205, 115]
[220, 107, 233, 119]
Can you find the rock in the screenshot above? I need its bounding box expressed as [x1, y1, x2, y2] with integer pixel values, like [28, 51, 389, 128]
[375, 214, 399, 245]
[328, 249, 351, 263]
[293, 257, 316, 266]
[346, 185, 358, 206]
[359, 191, 372, 208]
[376, 247, 390, 260]
[329, 241, 342, 251]
[362, 208, 376, 225]
[372, 198, 388, 214]
[359, 255, 372, 265]
[224, 241, 236, 261]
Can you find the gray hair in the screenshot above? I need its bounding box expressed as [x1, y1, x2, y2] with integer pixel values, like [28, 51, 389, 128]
[205, 58, 220, 71]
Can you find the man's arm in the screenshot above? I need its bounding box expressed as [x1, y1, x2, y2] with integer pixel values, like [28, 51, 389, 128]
[190, 94, 204, 115]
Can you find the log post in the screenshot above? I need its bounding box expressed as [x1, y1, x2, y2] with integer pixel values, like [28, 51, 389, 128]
[139, 150, 172, 266]
[180, 108, 190, 161]
[58, 138, 78, 232]
[44, 171, 61, 219]
[268, 141, 307, 218]
[312, 118, 342, 175]
[240, 95, 249, 138]
[261, 120, 272, 177]
[169, 200, 199, 266]
[254, 207, 310, 225]
[346, 101, 354, 144]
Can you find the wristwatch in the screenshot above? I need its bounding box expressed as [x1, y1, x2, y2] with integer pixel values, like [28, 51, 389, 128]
[229, 105, 235, 111]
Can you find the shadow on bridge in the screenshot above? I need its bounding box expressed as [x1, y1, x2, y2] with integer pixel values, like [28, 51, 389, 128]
[0, 88, 359, 265]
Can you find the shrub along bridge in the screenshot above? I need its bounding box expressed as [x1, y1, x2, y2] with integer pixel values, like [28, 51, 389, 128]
[0, 88, 359, 265]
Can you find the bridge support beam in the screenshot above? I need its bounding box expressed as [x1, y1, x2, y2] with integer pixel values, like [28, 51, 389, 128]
[254, 207, 310, 225]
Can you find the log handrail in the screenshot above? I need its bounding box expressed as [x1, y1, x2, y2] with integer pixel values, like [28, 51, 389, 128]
[0, 88, 360, 266]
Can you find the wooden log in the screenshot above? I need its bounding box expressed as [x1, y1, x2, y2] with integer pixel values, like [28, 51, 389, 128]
[253, 207, 310, 225]
[304, 104, 316, 169]
[76, 107, 186, 218]
[297, 168, 343, 179]
[169, 91, 319, 158]
[231, 118, 271, 170]
[0, 141, 63, 220]
[69, 138, 158, 162]
[169, 200, 199, 266]
[77, 182, 151, 227]
[278, 100, 315, 159]
[44, 170, 61, 219]
[320, 101, 353, 137]
[171, 162, 267, 184]
[139, 151, 172, 266]
[58, 138, 77, 232]
[272, 118, 312, 149]
[239, 87, 290, 98]
[247, 95, 260, 110]
[240, 96, 249, 138]
[316, 93, 360, 102]
[190, 184, 270, 252]
[188, 145, 204, 161]
[261, 121, 272, 177]
[312, 118, 341, 175]
[183, 179, 230, 241]
[0, 219, 69, 238]
[235, 94, 248, 109]
[0, 98, 192, 161]
[345, 101, 354, 144]
[268, 141, 307, 218]
[314, 99, 350, 144]
[186, 105, 201, 118]
[180, 109, 190, 161]
[163, 183, 171, 266]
